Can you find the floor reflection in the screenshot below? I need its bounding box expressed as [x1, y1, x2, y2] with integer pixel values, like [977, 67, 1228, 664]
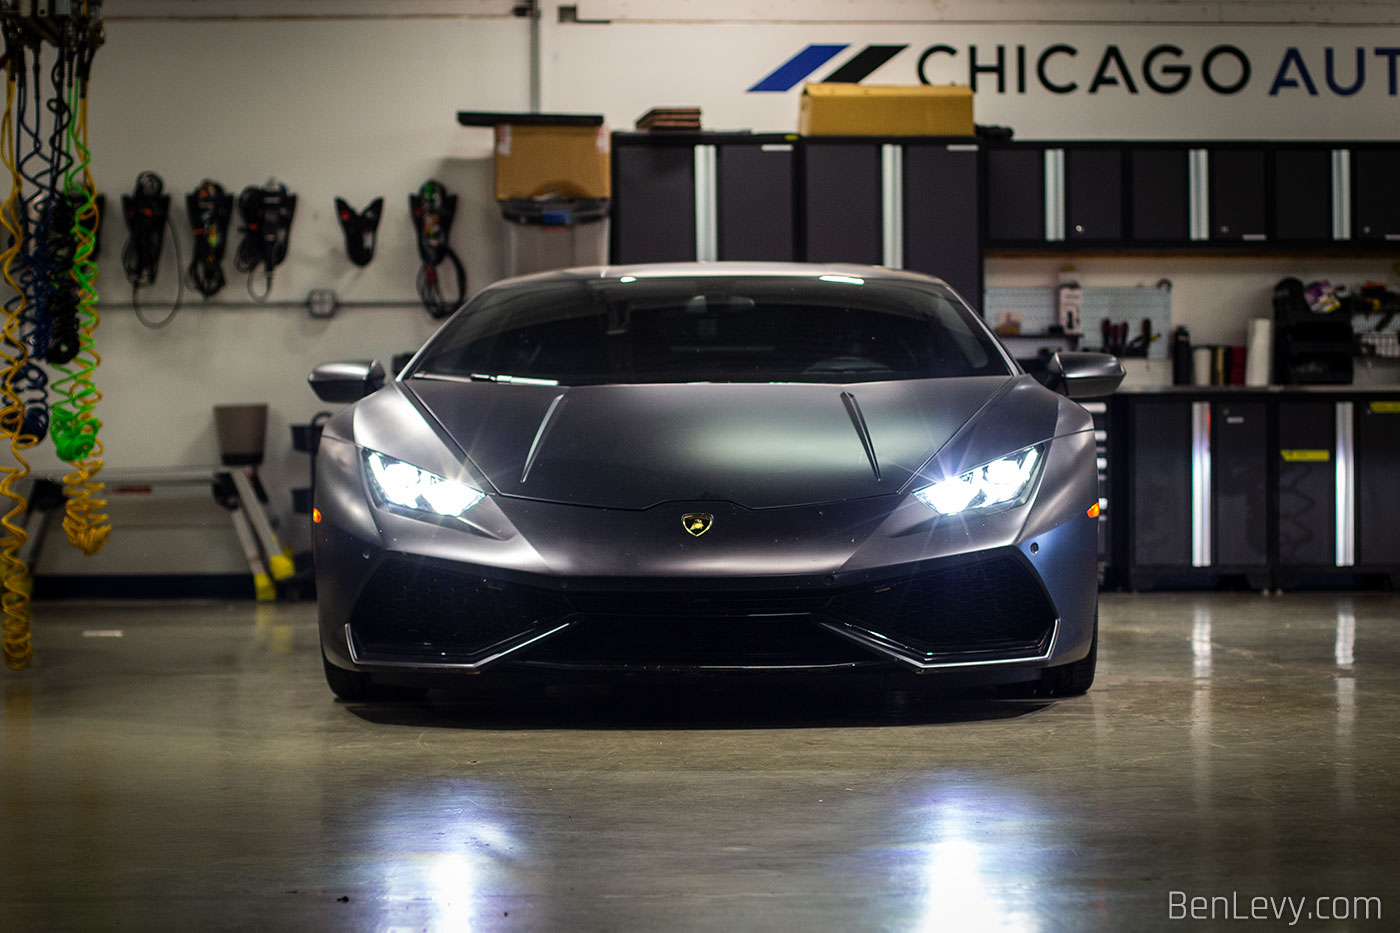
[913, 788, 1041, 933]
[1189, 604, 1212, 815]
[10, 593, 1400, 930]
[1334, 605, 1355, 669]
[421, 850, 478, 929]
[371, 787, 519, 931]
[1190, 604, 1212, 681]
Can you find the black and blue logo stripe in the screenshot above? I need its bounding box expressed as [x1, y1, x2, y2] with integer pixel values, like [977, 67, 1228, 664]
[748, 43, 909, 92]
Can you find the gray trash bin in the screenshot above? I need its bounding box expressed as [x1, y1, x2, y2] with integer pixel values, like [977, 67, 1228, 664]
[501, 198, 610, 277]
[213, 403, 268, 466]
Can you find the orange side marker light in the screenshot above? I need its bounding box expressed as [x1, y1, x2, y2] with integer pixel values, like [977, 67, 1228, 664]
[1087, 502, 1100, 518]
[312, 507, 322, 524]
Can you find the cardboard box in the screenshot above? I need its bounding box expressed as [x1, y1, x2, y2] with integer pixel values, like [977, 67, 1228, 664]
[494, 124, 611, 200]
[798, 84, 974, 137]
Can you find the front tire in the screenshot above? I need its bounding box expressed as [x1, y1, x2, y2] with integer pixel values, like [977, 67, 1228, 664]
[321, 652, 428, 702]
[1038, 613, 1097, 696]
[323, 652, 375, 700]
[999, 612, 1097, 699]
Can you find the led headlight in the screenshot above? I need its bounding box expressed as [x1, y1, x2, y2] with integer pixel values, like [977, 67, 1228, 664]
[914, 445, 1045, 516]
[364, 450, 485, 518]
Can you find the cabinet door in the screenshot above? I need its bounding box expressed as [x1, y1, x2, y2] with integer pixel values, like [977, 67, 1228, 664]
[612, 143, 695, 263]
[1272, 148, 1332, 242]
[1212, 401, 1268, 568]
[904, 143, 981, 309]
[717, 143, 794, 262]
[985, 148, 1044, 244]
[1209, 148, 1267, 241]
[802, 143, 882, 264]
[1352, 148, 1400, 241]
[1356, 398, 1400, 566]
[1129, 148, 1189, 243]
[1131, 400, 1191, 568]
[1276, 401, 1335, 568]
[1065, 148, 1122, 242]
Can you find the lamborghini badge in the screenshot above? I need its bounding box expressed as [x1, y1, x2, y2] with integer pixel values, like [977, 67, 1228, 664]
[682, 513, 714, 537]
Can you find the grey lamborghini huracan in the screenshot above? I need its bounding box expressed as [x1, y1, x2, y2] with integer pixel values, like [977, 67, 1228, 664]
[308, 263, 1123, 701]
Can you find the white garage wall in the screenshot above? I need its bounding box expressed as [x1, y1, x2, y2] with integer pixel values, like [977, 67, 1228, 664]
[30, 0, 1400, 576]
[36, 6, 529, 573]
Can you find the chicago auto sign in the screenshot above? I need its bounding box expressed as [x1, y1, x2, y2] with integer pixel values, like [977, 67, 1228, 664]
[750, 41, 1400, 98]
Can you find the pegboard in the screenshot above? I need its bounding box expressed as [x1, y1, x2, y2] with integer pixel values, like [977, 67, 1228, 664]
[984, 285, 1173, 360]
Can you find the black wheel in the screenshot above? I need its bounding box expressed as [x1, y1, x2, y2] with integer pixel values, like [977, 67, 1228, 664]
[1039, 613, 1097, 697]
[323, 651, 375, 700]
[999, 612, 1097, 699]
[321, 652, 429, 702]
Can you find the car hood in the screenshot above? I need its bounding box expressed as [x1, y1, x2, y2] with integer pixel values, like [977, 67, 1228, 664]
[402, 376, 1020, 510]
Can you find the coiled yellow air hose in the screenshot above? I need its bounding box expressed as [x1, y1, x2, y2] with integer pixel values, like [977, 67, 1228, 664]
[52, 67, 109, 555]
[0, 69, 36, 669]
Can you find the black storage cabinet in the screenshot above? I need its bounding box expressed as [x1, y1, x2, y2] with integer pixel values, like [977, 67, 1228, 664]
[1208, 146, 1268, 242]
[611, 135, 696, 264]
[1065, 146, 1123, 244]
[800, 140, 883, 264]
[1275, 400, 1337, 574]
[1272, 147, 1333, 242]
[984, 145, 1045, 246]
[1129, 147, 1190, 244]
[903, 141, 981, 307]
[1120, 392, 1270, 590]
[1352, 145, 1400, 242]
[1212, 399, 1270, 575]
[1115, 389, 1400, 591]
[717, 139, 795, 262]
[1354, 396, 1400, 572]
[1124, 397, 1192, 585]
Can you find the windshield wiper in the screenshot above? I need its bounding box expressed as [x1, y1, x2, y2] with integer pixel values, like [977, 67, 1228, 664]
[468, 373, 560, 386]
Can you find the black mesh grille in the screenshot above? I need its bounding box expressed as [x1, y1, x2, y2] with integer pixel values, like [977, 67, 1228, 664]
[518, 616, 875, 669]
[348, 552, 1054, 668]
[349, 559, 571, 661]
[563, 589, 830, 618]
[827, 555, 1054, 659]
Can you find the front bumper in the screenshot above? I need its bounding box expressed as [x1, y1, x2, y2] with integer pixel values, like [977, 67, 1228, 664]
[313, 431, 1099, 679]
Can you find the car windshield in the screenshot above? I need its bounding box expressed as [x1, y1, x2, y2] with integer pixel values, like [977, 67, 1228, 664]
[411, 274, 1011, 385]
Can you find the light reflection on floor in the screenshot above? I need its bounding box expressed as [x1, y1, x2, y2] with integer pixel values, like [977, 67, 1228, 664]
[2, 592, 1398, 930]
[912, 788, 1041, 933]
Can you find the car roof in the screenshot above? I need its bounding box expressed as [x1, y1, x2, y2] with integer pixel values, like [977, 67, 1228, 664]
[483, 262, 952, 292]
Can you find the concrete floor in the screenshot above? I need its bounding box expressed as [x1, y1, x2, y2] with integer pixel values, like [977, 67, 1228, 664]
[1, 593, 1397, 931]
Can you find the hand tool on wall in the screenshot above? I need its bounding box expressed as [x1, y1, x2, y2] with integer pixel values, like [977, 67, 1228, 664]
[234, 178, 296, 301]
[410, 179, 467, 318]
[122, 170, 183, 327]
[335, 196, 382, 267]
[186, 179, 233, 298]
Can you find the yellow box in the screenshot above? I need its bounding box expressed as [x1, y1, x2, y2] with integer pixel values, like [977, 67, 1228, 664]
[798, 84, 974, 137]
[494, 124, 611, 200]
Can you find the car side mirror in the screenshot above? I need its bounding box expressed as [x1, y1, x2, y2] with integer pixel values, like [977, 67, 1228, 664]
[1045, 351, 1124, 399]
[308, 359, 386, 403]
